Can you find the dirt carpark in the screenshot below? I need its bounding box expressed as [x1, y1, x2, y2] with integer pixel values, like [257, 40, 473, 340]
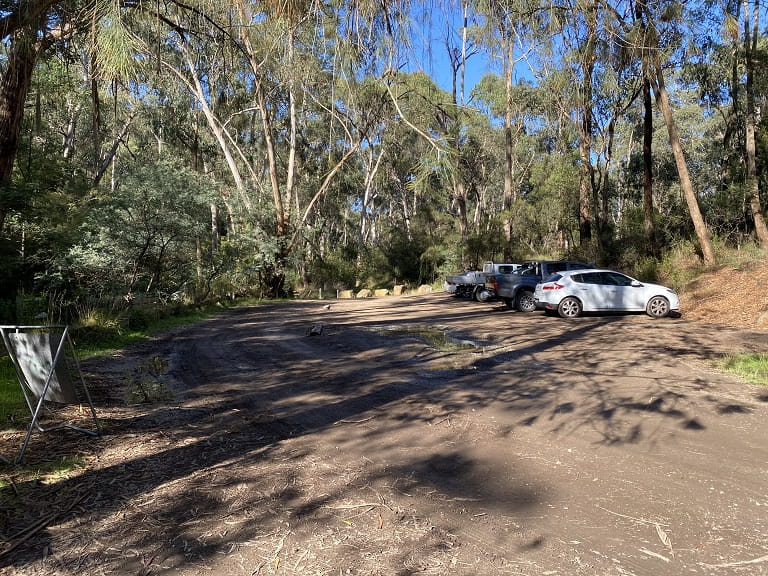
[1, 291, 768, 576]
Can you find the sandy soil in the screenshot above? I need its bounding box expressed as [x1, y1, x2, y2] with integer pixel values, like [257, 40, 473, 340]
[1, 291, 768, 575]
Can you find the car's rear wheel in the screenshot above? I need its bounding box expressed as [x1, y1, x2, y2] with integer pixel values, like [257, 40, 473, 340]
[646, 296, 670, 318]
[558, 297, 582, 318]
[516, 290, 536, 313]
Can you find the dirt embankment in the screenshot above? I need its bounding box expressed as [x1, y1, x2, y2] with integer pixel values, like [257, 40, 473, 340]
[680, 262, 768, 330]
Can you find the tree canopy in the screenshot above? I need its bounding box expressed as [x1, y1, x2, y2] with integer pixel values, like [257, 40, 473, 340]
[0, 0, 766, 320]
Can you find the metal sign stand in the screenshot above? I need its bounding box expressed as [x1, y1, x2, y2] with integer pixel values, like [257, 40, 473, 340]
[0, 325, 102, 464]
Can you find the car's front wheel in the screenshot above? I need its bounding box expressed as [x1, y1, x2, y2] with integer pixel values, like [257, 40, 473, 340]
[557, 297, 582, 318]
[646, 296, 670, 318]
[516, 290, 537, 313]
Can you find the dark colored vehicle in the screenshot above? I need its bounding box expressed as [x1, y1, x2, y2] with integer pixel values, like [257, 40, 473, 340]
[484, 260, 590, 312]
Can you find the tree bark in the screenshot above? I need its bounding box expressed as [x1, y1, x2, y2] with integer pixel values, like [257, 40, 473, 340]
[577, 0, 597, 245]
[743, 0, 768, 247]
[502, 32, 516, 250]
[642, 75, 657, 256]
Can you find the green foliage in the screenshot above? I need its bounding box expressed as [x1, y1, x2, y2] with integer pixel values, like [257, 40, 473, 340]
[36, 159, 216, 313]
[656, 239, 706, 291]
[380, 229, 433, 285]
[309, 252, 359, 291]
[357, 246, 393, 287]
[0, 0, 764, 326]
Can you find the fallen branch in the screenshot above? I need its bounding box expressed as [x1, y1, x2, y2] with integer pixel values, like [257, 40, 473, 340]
[333, 416, 374, 425]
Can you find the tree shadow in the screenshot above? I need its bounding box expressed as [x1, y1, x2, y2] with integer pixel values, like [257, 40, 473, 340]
[1, 295, 766, 573]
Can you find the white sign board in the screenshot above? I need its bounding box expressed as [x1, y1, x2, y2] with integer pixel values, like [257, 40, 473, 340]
[7, 331, 79, 404]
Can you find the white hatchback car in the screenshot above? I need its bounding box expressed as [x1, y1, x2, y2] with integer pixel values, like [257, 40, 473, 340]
[534, 269, 680, 318]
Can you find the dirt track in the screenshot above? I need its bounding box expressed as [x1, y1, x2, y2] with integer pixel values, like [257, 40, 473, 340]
[2, 293, 768, 575]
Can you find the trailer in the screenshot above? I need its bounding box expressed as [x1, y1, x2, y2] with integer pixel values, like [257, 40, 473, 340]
[445, 261, 522, 301]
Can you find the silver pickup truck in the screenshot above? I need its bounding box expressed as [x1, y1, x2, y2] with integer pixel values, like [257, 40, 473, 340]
[445, 261, 522, 301]
[484, 260, 590, 311]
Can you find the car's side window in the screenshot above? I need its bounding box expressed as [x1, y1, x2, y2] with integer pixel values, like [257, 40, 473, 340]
[580, 272, 602, 284]
[605, 272, 632, 286]
[571, 274, 584, 283]
[598, 272, 618, 285]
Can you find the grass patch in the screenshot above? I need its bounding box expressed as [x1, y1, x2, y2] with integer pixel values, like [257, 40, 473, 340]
[1, 456, 87, 510]
[723, 354, 768, 386]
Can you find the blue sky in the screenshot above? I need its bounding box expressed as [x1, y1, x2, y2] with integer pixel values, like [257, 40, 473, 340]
[405, 3, 497, 99]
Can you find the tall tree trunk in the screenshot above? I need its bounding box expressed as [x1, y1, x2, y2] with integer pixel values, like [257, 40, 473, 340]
[0, 26, 40, 236]
[446, 10, 470, 259]
[577, 0, 597, 245]
[743, 0, 768, 247]
[169, 43, 252, 213]
[502, 33, 516, 250]
[284, 25, 298, 238]
[642, 75, 657, 256]
[233, 9, 286, 239]
[253, 77, 287, 238]
[651, 64, 715, 266]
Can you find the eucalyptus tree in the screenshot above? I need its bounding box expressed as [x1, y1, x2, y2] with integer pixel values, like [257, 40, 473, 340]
[471, 74, 544, 241]
[375, 71, 455, 234]
[628, 0, 715, 265]
[434, 0, 482, 259]
[532, 0, 641, 256]
[0, 0, 149, 236]
[736, 0, 767, 246]
[473, 0, 543, 253]
[552, 0, 601, 245]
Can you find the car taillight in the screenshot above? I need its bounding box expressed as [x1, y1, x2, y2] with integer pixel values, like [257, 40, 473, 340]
[492, 279, 499, 290]
[542, 283, 564, 290]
